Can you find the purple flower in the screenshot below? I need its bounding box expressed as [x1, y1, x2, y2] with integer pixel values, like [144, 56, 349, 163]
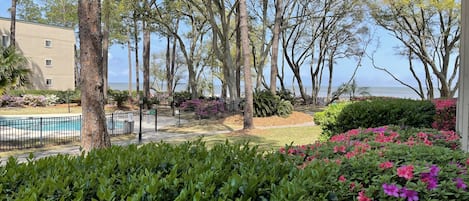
[429, 165, 440, 177]
[426, 178, 438, 190]
[455, 178, 467, 190]
[400, 188, 419, 201]
[382, 183, 399, 197]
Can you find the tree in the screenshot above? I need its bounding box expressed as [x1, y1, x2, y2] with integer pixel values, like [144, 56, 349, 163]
[240, 0, 254, 130]
[189, 0, 239, 109]
[102, 0, 111, 102]
[0, 46, 29, 94]
[43, 0, 78, 28]
[10, 0, 17, 48]
[368, 0, 460, 98]
[270, 0, 283, 95]
[16, 0, 43, 22]
[78, 0, 110, 151]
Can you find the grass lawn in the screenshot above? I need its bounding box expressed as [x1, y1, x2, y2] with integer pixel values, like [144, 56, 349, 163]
[188, 126, 321, 151]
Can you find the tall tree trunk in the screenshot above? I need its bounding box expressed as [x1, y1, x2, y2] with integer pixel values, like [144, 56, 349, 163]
[239, 0, 253, 130]
[10, 0, 16, 48]
[326, 56, 333, 103]
[133, 13, 140, 101]
[102, 0, 110, 103]
[270, 0, 282, 95]
[127, 25, 132, 98]
[236, 4, 242, 98]
[78, 0, 110, 152]
[165, 37, 173, 98]
[143, 21, 151, 108]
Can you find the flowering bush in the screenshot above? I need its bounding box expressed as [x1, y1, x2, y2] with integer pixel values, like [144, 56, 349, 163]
[0, 95, 23, 107]
[180, 99, 226, 119]
[45, 94, 59, 105]
[22, 94, 47, 107]
[432, 98, 457, 131]
[281, 126, 469, 200]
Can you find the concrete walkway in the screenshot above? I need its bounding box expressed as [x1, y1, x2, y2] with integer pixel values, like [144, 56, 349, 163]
[0, 115, 220, 165]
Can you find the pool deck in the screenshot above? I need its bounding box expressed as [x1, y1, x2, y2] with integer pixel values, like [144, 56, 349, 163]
[0, 115, 224, 165]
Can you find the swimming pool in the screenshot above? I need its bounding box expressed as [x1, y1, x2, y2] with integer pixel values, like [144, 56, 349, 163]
[0, 116, 124, 132]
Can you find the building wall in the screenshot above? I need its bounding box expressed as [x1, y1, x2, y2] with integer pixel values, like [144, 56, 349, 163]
[0, 17, 75, 91]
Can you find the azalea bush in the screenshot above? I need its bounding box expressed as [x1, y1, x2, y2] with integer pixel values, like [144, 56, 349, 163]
[282, 126, 469, 200]
[432, 98, 457, 131]
[22, 94, 47, 107]
[0, 95, 23, 107]
[180, 99, 225, 119]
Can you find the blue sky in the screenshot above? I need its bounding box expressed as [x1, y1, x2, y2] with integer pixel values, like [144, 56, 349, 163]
[0, 2, 421, 88]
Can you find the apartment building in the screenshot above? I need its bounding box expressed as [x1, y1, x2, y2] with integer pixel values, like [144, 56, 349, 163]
[0, 17, 75, 91]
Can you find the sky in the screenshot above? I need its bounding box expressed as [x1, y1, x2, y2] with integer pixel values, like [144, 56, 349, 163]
[0, 2, 432, 88]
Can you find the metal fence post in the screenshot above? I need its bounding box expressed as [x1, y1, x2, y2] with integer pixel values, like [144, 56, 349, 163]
[155, 108, 157, 132]
[40, 117, 43, 146]
[79, 115, 82, 141]
[111, 113, 114, 135]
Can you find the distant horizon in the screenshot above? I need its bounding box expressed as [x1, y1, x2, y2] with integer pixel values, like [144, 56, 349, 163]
[108, 82, 436, 89]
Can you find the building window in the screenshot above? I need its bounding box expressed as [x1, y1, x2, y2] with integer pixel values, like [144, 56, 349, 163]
[45, 39, 52, 48]
[46, 79, 52, 87]
[2, 35, 9, 47]
[45, 59, 52, 67]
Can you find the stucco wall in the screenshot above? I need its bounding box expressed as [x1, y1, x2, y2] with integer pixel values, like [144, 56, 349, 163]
[0, 18, 75, 91]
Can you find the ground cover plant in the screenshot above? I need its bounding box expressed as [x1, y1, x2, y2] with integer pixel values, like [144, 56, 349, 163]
[284, 126, 469, 200]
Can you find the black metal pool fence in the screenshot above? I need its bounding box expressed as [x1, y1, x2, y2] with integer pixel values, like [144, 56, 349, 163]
[0, 111, 143, 151]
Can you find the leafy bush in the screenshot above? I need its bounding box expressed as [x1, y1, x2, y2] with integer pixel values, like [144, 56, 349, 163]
[253, 90, 292, 117]
[432, 98, 456, 131]
[108, 90, 129, 108]
[1, 141, 315, 200]
[313, 102, 351, 138]
[180, 99, 225, 118]
[0, 95, 23, 107]
[22, 94, 47, 107]
[276, 89, 295, 104]
[173, 91, 192, 107]
[45, 94, 59, 105]
[276, 99, 293, 117]
[282, 126, 468, 200]
[335, 99, 435, 136]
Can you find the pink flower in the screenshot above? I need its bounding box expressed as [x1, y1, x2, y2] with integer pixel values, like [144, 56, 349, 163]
[333, 145, 346, 153]
[357, 191, 372, 201]
[338, 175, 346, 182]
[397, 165, 414, 180]
[379, 161, 394, 169]
[345, 151, 356, 159]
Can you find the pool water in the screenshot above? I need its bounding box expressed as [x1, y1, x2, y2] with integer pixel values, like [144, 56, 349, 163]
[0, 117, 124, 131]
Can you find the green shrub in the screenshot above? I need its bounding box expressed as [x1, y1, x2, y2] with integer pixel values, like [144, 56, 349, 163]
[108, 89, 129, 108]
[276, 99, 293, 117]
[0, 141, 319, 200]
[276, 89, 295, 104]
[313, 102, 351, 138]
[335, 98, 435, 134]
[253, 90, 292, 117]
[173, 91, 192, 107]
[8, 89, 80, 104]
